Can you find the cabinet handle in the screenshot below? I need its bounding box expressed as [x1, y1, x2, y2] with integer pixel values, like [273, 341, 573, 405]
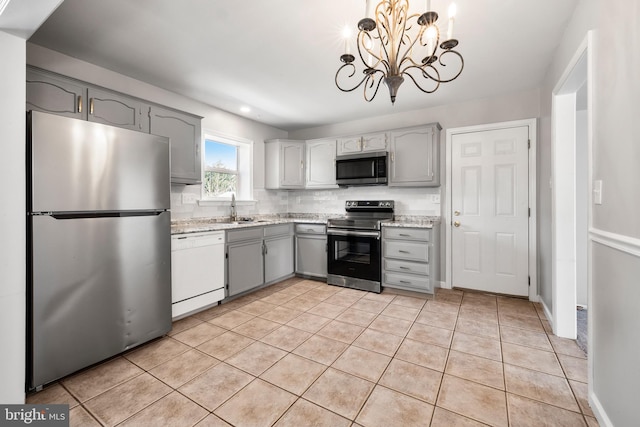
[196, 142, 200, 158]
[89, 98, 94, 115]
[399, 233, 410, 237]
[399, 280, 412, 284]
[399, 266, 410, 270]
[77, 95, 82, 113]
[399, 250, 410, 254]
[391, 152, 395, 162]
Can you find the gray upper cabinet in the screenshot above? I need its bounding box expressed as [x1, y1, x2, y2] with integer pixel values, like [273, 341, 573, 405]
[27, 68, 86, 120]
[305, 139, 337, 189]
[388, 123, 442, 187]
[337, 132, 387, 155]
[149, 106, 202, 184]
[265, 139, 305, 189]
[26, 66, 203, 185]
[87, 88, 149, 132]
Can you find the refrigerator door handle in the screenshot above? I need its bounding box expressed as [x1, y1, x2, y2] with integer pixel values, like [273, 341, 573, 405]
[49, 211, 167, 220]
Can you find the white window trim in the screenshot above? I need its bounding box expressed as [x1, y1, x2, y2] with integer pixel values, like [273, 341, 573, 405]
[200, 130, 254, 203]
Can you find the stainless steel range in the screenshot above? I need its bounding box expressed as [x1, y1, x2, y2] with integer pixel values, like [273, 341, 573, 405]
[327, 200, 394, 293]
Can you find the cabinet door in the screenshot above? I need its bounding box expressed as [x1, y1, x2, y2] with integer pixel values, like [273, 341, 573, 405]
[227, 240, 264, 297]
[362, 132, 387, 152]
[26, 69, 86, 120]
[264, 235, 294, 283]
[150, 106, 202, 184]
[389, 125, 440, 186]
[306, 139, 337, 188]
[87, 88, 149, 132]
[295, 235, 327, 278]
[280, 142, 305, 188]
[337, 136, 362, 155]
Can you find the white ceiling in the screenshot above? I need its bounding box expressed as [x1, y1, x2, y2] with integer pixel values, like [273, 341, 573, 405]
[27, 0, 579, 131]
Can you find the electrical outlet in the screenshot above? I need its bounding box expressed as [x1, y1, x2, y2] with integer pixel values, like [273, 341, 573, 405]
[431, 193, 441, 203]
[182, 193, 198, 205]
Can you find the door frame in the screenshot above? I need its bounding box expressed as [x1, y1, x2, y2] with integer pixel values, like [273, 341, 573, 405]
[549, 32, 593, 339]
[444, 118, 538, 301]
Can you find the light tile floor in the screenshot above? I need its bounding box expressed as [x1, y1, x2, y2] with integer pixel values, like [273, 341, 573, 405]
[28, 277, 599, 426]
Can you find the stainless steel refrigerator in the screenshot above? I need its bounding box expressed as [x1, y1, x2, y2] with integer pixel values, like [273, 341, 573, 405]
[27, 111, 172, 390]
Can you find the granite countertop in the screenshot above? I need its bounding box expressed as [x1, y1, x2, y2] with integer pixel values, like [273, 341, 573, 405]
[171, 215, 330, 235]
[171, 214, 440, 234]
[382, 216, 441, 229]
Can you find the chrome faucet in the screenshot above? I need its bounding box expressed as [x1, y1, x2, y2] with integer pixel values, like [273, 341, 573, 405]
[230, 194, 237, 222]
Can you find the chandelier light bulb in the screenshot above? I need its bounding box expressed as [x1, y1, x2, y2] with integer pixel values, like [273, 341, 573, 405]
[448, 3, 457, 18]
[342, 25, 352, 54]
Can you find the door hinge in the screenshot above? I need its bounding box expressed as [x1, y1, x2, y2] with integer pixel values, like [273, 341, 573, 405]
[225, 252, 228, 259]
[528, 207, 531, 217]
[528, 276, 531, 287]
[528, 139, 531, 149]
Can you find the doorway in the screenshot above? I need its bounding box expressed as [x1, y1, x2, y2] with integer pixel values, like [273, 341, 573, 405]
[550, 32, 592, 340]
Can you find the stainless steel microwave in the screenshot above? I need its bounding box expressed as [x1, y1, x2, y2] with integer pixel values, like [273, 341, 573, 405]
[335, 151, 388, 186]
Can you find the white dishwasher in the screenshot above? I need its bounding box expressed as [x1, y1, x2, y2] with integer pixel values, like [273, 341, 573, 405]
[171, 231, 225, 319]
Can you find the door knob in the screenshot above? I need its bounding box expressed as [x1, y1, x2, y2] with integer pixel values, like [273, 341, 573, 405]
[454, 210, 460, 216]
[453, 221, 461, 227]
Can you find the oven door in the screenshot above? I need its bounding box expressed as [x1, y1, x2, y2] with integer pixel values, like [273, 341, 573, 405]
[327, 229, 381, 291]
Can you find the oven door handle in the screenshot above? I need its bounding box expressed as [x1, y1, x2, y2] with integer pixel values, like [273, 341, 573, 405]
[327, 229, 380, 239]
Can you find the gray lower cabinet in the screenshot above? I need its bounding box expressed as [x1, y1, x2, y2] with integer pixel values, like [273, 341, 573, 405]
[382, 225, 440, 293]
[226, 227, 264, 298]
[265, 235, 294, 283]
[226, 224, 294, 297]
[26, 68, 85, 120]
[150, 106, 202, 184]
[87, 87, 149, 132]
[295, 223, 327, 278]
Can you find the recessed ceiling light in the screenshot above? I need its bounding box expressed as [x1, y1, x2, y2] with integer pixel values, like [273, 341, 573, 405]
[0, 0, 11, 16]
[240, 106, 251, 114]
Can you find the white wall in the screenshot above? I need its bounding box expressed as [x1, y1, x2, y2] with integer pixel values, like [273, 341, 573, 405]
[289, 89, 541, 141]
[589, 0, 640, 425]
[0, 30, 27, 403]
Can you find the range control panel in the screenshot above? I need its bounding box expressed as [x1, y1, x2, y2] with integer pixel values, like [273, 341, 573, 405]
[345, 200, 394, 210]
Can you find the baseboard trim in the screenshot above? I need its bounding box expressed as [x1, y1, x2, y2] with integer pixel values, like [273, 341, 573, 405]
[589, 390, 614, 427]
[540, 298, 554, 331]
[590, 227, 640, 258]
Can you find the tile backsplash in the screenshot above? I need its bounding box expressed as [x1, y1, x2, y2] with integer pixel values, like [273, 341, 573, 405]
[171, 185, 441, 220]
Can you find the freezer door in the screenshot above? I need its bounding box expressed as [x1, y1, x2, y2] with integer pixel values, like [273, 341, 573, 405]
[29, 111, 170, 212]
[29, 212, 171, 389]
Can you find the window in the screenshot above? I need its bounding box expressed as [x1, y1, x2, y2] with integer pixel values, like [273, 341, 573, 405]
[202, 133, 253, 200]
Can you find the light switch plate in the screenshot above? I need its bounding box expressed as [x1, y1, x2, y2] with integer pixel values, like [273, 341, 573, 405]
[593, 180, 603, 205]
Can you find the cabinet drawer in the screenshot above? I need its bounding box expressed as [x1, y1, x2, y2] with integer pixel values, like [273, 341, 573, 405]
[384, 259, 429, 276]
[264, 224, 292, 237]
[383, 241, 429, 262]
[226, 227, 263, 243]
[295, 223, 326, 234]
[383, 227, 431, 241]
[384, 272, 432, 292]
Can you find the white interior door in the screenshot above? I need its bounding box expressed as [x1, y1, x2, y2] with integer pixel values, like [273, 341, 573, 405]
[451, 126, 529, 296]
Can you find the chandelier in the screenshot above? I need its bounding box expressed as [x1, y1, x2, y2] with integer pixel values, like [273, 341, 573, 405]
[335, 0, 464, 104]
